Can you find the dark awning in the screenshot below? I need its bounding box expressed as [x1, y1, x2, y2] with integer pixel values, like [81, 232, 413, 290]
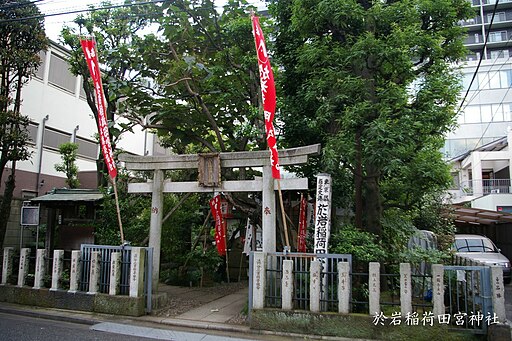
[30, 188, 103, 203]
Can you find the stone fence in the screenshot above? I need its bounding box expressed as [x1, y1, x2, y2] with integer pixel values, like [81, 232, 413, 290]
[251, 252, 507, 323]
[0, 247, 148, 316]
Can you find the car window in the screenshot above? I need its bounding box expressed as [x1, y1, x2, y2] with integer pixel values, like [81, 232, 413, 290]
[455, 238, 497, 252]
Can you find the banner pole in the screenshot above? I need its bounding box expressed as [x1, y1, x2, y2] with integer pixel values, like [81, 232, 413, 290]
[277, 179, 290, 251]
[224, 219, 230, 283]
[111, 178, 124, 243]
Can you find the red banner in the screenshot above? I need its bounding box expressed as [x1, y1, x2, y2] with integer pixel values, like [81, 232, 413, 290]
[252, 15, 280, 179]
[209, 195, 227, 256]
[80, 38, 117, 179]
[297, 195, 307, 252]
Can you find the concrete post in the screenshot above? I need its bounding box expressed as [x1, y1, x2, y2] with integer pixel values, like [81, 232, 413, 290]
[129, 247, 146, 298]
[491, 266, 506, 323]
[310, 260, 321, 313]
[17, 248, 30, 287]
[432, 264, 444, 317]
[33, 249, 47, 289]
[51, 250, 64, 291]
[88, 251, 100, 294]
[69, 250, 81, 293]
[338, 261, 351, 314]
[109, 252, 121, 296]
[149, 169, 164, 293]
[400, 263, 412, 315]
[282, 259, 293, 310]
[2, 247, 14, 285]
[369, 262, 380, 315]
[472, 152, 483, 196]
[262, 165, 276, 253]
[252, 252, 266, 309]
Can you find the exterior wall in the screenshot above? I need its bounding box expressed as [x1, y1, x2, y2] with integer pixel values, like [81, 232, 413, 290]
[444, 0, 512, 158]
[2, 199, 35, 249]
[472, 193, 512, 211]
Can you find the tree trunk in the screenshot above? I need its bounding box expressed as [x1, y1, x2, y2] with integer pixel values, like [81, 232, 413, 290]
[0, 168, 16, 248]
[363, 165, 382, 237]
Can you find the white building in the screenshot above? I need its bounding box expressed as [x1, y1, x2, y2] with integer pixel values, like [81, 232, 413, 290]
[1, 40, 152, 200]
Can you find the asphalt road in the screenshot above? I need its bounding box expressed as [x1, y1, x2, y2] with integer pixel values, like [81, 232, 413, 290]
[0, 312, 267, 341]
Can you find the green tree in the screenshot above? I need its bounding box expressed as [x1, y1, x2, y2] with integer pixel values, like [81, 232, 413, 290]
[54, 142, 80, 189]
[271, 0, 473, 236]
[61, 0, 158, 186]
[0, 0, 47, 247]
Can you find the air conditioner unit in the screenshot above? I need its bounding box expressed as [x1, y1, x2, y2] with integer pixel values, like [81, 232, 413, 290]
[491, 189, 500, 194]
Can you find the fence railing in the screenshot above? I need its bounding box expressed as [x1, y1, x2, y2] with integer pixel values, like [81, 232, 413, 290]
[249, 252, 506, 334]
[1, 245, 153, 312]
[457, 179, 512, 196]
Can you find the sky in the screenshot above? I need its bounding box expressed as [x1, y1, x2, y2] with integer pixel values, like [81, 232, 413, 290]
[37, 0, 266, 41]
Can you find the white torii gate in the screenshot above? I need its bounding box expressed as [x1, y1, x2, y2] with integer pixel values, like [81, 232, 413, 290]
[119, 144, 321, 292]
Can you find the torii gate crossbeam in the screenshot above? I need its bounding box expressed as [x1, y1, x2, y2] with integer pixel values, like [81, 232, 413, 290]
[119, 144, 321, 292]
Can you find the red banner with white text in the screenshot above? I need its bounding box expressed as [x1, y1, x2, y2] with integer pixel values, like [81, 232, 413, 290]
[209, 195, 227, 256]
[297, 195, 308, 252]
[80, 38, 117, 179]
[251, 15, 280, 179]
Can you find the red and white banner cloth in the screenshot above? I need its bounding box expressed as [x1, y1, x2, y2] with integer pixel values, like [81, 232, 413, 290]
[297, 195, 308, 253]
[251, 15, 280, 179]
[209, 195, 227, 256]
[80, 38, 117, 179]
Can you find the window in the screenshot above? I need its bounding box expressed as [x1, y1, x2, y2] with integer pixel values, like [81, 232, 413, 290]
[492, 103, 504, 121]
[489, 71, 501, 88]
[464, 106, 481, 123]
[488, 12, 506, 23]
[478, 72, 490, 89]
[481, 104, 493, 122]
[490, 49, 509, 60]
[34, 50, 46, 79]
[76, 137, 98, 159]
[48, 53, 76, 94]
[43, 127, 71, 150]
[488, 31, 508, 42]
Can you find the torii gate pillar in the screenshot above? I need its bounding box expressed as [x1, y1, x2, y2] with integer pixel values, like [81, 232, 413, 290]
[262, 165, 276, 253]
[149, 169, 164, 289]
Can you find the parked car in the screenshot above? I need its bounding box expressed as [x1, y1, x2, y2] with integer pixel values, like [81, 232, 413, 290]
[452, 234, 511, 284]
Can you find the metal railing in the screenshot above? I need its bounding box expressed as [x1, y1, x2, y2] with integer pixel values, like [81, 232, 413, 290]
[249, 252, 351, 313]
[80, 244, 153, 312]
[457, 179, 511, 196]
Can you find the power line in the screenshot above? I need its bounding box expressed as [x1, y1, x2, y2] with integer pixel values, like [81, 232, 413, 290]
[0, 0, 166, 24]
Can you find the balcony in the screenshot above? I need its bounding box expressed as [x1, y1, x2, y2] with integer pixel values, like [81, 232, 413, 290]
[449, 179, 512, 203]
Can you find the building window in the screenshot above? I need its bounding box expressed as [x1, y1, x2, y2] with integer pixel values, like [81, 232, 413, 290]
[48, 53, 76, 94]
[34, 50, 46, 80]
[488, 31, 508, 42]
[490, 49, 509, 60]
[43, 127, 71, 151]
[76, 137, 98, 160]
[487, 12, 506, 23]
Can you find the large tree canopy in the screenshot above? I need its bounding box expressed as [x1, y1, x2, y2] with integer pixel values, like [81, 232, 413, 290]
[0, 0, 47, 247]
[271, 0, 473, 235]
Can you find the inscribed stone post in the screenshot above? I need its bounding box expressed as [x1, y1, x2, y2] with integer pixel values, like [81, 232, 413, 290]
[282, 259, 293, 310]
[400, 263, 412, 315]
[310, 260, 321, 313]
[34, 249, 47, 289]
[17, 248, 30, 287]
[491, 266, 506, 323]
[69, 250, 81, 293]
[2, 247, 14, 285]
[129, 247, 146, 298]
[262, 165, 276, 253]
[51, 250, 64, 291]
[109, 252, 121, 295]
[369, 262, 381, 315]
[252, 252, 266, 309]
[88, 251, 100, 294]
[432, 264, 444, 317]
[149, 170, 163, 293]
[338, 261, 350, 314]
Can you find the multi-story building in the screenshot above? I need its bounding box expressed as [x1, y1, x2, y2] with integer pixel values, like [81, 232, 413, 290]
[1, 40, 153, 248]
[443, 0, 512, 159]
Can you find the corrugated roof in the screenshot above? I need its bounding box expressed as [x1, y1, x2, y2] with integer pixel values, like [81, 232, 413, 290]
[445, 205, 512, 225]
[31, 188, 103, 202]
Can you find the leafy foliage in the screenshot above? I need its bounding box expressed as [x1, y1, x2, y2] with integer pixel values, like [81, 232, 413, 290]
[54, 142, 80, 189]
[271, 0, 474, 235]
[0, 0, 47, 247]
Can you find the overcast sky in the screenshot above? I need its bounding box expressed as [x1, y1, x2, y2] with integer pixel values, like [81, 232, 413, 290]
[37, 0, 265, 41]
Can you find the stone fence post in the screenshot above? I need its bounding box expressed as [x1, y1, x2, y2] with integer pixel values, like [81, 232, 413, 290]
[110, 252, 121, 296]
[252, 252, 266, 309]
[69, 250, 81, 293]
[432, 264, 444, 317]
[129, 247, 146, 298]
[310, 260, 321, 312]
[34, 249, 46, 289]
[17, 248, 30, 287]
[51, 250, 64, 291]
[369, 262, 380, 315]
[400, 263, 412, 315]
[88, 251, 100, 294]
[338, 261, 350, 314]
[282, 259, 293, 310]
[2, 247, 14, 285]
